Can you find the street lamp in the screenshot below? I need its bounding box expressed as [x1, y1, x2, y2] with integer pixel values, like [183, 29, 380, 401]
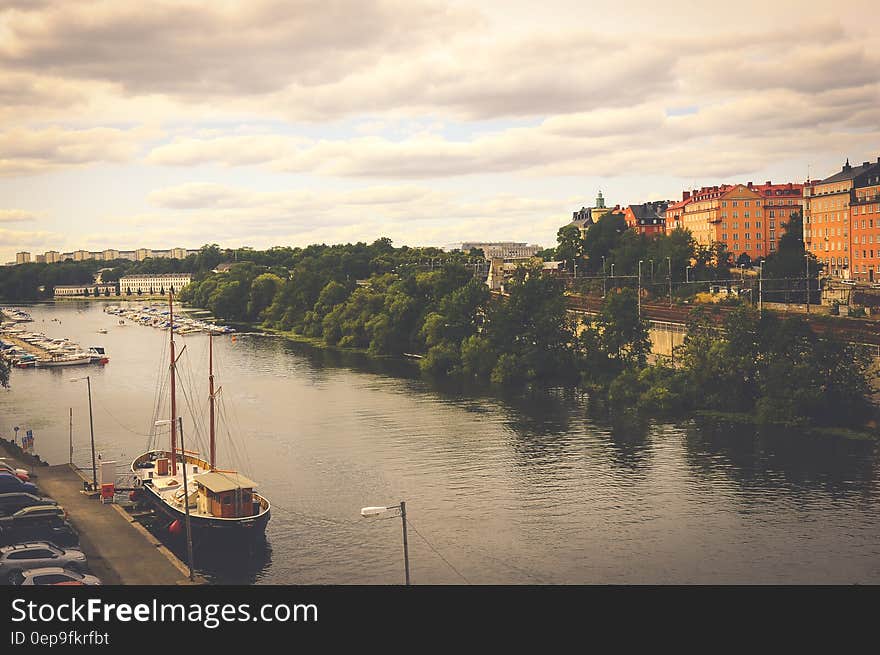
[686, 265, 693, 284]
[649, 259, 654, 282]
[361, 501, 410, 585]
[70, 376, 97, 491]
[155, 417, 194, 582]
[739, 264, 745, 280]
[667, 256, 672, 307]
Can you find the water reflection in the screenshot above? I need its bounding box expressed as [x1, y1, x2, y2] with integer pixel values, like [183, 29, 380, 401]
[684, 416, 878, 497]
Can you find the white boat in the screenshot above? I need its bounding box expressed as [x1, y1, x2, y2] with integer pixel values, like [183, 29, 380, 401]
[35, 353, 90, 367]
[132, 293, 270, 541]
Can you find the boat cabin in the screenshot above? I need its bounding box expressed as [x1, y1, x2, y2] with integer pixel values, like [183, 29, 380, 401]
[193, 472, 258, 518]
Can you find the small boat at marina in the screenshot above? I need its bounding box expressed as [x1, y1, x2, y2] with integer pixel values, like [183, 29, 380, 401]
[35, 353, 91, 367]
[132, 293, 270, 540]
[97, 328, 108, 334]
[87, 347, 110, 364]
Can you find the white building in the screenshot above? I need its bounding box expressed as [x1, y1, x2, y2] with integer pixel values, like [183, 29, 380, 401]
[15, 252, 31, 264]
[54, 283, 117, 297]
[461, 242, 543, 260]
[119, 273, 193, 296]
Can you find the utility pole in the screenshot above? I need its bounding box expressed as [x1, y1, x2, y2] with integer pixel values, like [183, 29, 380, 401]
[667, 257, 672, 307]
[638, 260, 643, 318]
[86, 377, 97, 491]
[759, 260, 764, 315]
[805, 254, 810, 313]
[602, 256, 607, 297]
[178, 416, 195, 583]
[400, 501, 410, 586]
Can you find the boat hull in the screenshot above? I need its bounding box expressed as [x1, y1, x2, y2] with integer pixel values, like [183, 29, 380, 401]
[35, 356, 90, 367]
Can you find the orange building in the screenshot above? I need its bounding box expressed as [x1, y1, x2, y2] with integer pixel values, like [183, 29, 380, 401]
[665, 182, 804, 260]
[804, 158, 880, 280]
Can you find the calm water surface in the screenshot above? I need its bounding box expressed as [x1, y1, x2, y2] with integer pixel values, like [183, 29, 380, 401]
[1, 301, 878, 584]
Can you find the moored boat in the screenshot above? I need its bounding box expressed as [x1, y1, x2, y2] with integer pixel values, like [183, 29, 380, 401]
[35, 353, 90, 367]
[131, 293, 270, 541]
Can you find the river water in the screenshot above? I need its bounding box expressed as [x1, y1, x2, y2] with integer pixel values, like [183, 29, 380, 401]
[1, 301, 878, 584]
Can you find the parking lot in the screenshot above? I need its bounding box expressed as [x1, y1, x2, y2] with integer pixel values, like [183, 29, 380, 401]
[1, 441, 192, 585]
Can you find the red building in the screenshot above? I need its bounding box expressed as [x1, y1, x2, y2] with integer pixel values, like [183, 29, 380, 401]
[624, 201, 669, 236]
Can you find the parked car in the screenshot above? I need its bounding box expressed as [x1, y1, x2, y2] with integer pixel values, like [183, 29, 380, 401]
[0, 542, 86, 581]
[0, 474, 38, 495]
[0, 516, 78, 548]
[0, 493, 57, 517]
[8, 567, 100, 586]
[0, 505, 65, 524]
[0, 460, 29, 482]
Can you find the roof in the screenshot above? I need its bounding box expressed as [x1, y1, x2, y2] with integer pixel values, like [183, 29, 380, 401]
[193, 471, 257, 493]
[627, 201, 669, 224]
[818, 159, 880, 185]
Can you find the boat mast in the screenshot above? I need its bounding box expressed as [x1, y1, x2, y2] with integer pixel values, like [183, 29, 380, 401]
[209, 331, 216, 470]
[169, 292, 178, 476]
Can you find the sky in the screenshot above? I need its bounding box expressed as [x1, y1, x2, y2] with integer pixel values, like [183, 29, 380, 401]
[0, 0, 878, 263]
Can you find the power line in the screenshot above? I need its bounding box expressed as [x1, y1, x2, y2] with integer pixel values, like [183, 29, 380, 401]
[404, 518, 471, 585]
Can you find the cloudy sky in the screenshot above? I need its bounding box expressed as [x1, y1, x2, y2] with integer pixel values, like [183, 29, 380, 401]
[1, 0, 878, 263]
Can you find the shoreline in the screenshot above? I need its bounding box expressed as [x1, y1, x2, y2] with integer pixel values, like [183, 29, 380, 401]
[253, 322, 880, 441]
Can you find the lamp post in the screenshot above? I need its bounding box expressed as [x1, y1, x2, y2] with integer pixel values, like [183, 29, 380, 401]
[739, 264, 745, 280]
[361, 501, 410, 585]
[638, 260, 643, 318]
[686, 265, 692, 284]
[70, 376, 97, 491]
[667, 256, 672, 307]
[649, 259, 654, 282]
[155, 417, 194, 582]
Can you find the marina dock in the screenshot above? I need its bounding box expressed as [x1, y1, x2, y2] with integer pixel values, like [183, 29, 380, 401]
[0, 439, 196, 585]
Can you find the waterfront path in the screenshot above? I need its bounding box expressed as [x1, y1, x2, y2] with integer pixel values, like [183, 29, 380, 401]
[1, 444, 193, 584]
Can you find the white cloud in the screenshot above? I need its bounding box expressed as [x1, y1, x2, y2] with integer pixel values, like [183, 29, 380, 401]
[0, 125, 158, 175]
[0, 208, 37, 222]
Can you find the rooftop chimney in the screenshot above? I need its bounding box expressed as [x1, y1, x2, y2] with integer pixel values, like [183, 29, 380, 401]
[765, 180, 771, 186]
[747, 181, 753, 188]
[682, 191, 691, 200]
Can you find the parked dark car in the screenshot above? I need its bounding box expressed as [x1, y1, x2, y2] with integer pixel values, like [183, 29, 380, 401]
[0, 493, 58, 517]
[0, 460, 29, 482]
[0, 505, 65, 524]
[0, 542, 87, 582]
[0, 515, 78, 548]
[0, 473, 38, 495]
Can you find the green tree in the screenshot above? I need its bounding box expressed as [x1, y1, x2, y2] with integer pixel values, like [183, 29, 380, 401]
[582, 213, 627, 273]
[556, 224, 583, 272]
[247, 273, 284, 321]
